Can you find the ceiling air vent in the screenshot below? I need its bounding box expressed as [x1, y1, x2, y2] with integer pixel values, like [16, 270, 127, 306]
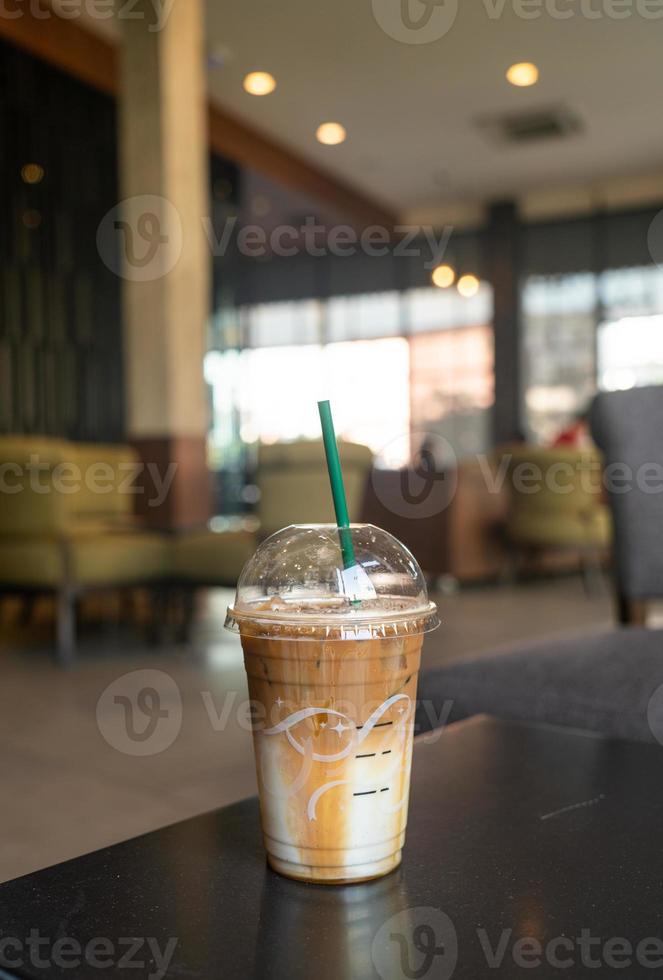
[476, 105, 583, 145]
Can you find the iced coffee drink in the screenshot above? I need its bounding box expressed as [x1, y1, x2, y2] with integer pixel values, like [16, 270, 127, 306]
[225, 524, 438, 884]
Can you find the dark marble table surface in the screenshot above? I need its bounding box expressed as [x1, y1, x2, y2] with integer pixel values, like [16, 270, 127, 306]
[2, 716, 663, 979]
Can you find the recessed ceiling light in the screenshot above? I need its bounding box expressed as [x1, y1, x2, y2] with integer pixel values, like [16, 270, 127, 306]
[316, 122, 347, 146]
[457, 274, 480, 298]
[506, 62, 539, 87]
[243, 71, 276, 96]
[431, 264, 455, 289]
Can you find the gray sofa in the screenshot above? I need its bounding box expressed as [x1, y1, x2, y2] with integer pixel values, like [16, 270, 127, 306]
[416, 627, 663, 742]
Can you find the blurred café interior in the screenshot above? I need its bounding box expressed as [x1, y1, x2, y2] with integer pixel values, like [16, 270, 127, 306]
[1, 0, 663, 881]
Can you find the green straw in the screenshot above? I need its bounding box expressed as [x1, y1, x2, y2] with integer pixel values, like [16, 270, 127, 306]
[317, 399, 357, 571]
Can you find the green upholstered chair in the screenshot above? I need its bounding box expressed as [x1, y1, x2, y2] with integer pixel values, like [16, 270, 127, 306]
[256, 439, 373, 538]
[0, 435, 374, 662]
[0, 436, 168, 663]
[170, 527, 255, 586]
[168, 439, 373, 640]
[505, 444, 611, 586]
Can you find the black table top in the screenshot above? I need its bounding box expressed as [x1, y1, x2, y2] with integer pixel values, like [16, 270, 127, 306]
[2, 716, 663, 980]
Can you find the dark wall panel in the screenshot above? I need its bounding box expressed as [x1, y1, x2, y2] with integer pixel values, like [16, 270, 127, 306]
[0, 38, 123, 442]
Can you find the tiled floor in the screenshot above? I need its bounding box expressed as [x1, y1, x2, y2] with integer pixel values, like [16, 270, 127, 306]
[0, 576, 641, 884]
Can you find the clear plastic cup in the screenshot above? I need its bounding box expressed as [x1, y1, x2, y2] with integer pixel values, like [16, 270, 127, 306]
[225, 523, 439, 884]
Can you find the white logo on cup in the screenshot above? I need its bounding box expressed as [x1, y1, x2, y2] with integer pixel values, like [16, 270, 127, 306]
[96, 669, 182, 756]
[97, 194, 182, 281]
[261, 694, 412, 814]
[372, 0, 458, 44]
[372, 906, 458, 980]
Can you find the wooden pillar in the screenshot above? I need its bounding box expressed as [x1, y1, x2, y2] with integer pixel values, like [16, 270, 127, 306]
[117, 0, 211, 528]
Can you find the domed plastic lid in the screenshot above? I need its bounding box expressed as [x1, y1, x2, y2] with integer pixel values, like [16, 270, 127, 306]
[225, 524, 439, 640]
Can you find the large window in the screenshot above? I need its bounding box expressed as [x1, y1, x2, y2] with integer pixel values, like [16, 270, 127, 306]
[206, 286, 494, 511]
[212, 338, 411, 462]
[598, 267, 663, 391]
[522, 265, 663, 443]
[522, 274, 597, 443]
[410, 326, 494, 458]
[598, 316, 663, 392]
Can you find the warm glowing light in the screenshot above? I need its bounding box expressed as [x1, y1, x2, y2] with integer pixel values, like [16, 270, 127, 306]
[22, 210, 42, 230]
[21, 163, 44, 185]
[243, 71, 277, 96]
[506, 62, 539, 87]
[431, 264, 456, 289]
[457, 274, 480, 297]
[316, 122, 347, 145]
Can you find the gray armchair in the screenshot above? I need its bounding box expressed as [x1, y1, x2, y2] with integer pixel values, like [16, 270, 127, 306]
[590, 386, 663, 625]
[417, 386, 663, 743]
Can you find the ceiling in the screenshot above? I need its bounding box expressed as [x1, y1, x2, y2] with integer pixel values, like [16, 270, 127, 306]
[76, 0, 663, 218]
